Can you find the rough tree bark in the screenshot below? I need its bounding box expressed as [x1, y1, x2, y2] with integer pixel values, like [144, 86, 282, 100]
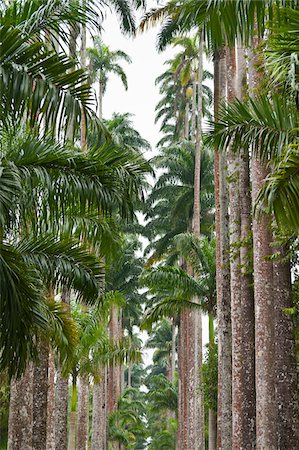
[32, 339, 50, 450]
[68, 376, 77, 450]
[249, 41, 277, 450]
[76, 375, 89, 450]
[233, 44, 256, 449]
[273, 246, 299, 448]
[7, 364, 33, 450]
[108, 305, 122, 450]
[55, 290, 70, 450]
[46, 350, 56, 450]
[54, 365, 69, 450]
[215, 47, 232, 450]
[208, 315, 217, 450]
[91, 367, 107, 450]
[187, 35, 204, 450]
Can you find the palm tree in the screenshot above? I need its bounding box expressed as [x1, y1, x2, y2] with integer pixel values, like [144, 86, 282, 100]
[87, 37, 132, 118]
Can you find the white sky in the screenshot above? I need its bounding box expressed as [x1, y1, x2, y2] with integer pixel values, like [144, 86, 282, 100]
[101, 10, 210, 358]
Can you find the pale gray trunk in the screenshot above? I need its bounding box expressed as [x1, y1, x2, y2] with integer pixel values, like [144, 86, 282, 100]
[217, 47, 232, 450]
[98, 80, 104, 119]
[233, 45, 256, 449]
[54, 366, 69, 450]
[178, 308, 188, 449]
[187, 35, 204, 450]
[77, 376, 89, 450]
[171, 319, 176, 384]
[252, 157, 276, 449]
[227, 45, 241, 450]
[46, 350, 56, 450]
[68, 411, 77, 450]
[273, 247, 299, 448]
[208, 409, 217, 450]
[249, 41, 277, 450]
[91, 367, 107, 450]
[32, 339, 49, 450]
[108, 305, 121, 415]
[191, 74, 197, 140]
[55, 289, 70, 450]
[7, 364, 33, 450]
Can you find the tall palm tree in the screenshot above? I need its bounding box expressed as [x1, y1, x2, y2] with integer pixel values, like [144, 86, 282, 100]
[87, 37, 132, 118]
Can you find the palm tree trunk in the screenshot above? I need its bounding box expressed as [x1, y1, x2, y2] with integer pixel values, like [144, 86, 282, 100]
[99, 79, 104, 119]
[7, 364, 33, 450]
[32, 339, 50, 450]
[55, 364, 69, 450]
[68, 377, 77, 450]
[215, 47, 232, 450]
[249, 42, 277, 449]
[178, 307, 188, 449]
[191, 73, 197, 140]
[232, 44, 256, 449]
[171, 318, 176, 384]
[108, 305, 121, 415]
[91, 367, 107, 450]
[209, 409, 217, 450]
[273, 246, 299, 447]
[55, 289, 70, 450]
[76, 375, 89, 450]
[186, 35, 204, 450]
[227, 45, 253, 450]
[208, 314, 217, 450]
[46, 349, 56, 450]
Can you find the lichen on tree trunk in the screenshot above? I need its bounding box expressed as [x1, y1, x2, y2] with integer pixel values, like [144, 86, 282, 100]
[91, 367, 107, 450]
[7, 364, 33, 450]
[77, 375, 89, 450]
[273, 246, 299, 448]
[32, 339, 50, 450]
[215, 47, 232, 450]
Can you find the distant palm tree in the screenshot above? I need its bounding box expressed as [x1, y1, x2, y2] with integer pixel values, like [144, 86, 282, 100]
[87, 37, 132, 118]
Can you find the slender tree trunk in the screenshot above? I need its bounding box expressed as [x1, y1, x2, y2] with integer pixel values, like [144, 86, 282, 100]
[68, 378, 77, 450]
[7, 364, 33, 450]
[209, 409, 217, 450]
[215, 47, 232, 450]
[32, 339, 50, 450]
[186, 35, 204, 450]
[171, 318, 176, 384]
[98, 79, 104, 119]
[108, 306, 122, 450]
[46, 349, 56, 450]
[214, 49, 222, 450]
[191, 73, 197, 140]
[55, 289, 70, 450]
[77, 376, 89, 450]
[208, 314, 217, 450]
[231, 44, 256, 449]
[91, 367, 107, 450]
[108, 305, 121, 415]
[249, 42, 277, 450]
[178, 307, 188, 449]
[55, 365, 69, 450]
[273, 246, 299, 448]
